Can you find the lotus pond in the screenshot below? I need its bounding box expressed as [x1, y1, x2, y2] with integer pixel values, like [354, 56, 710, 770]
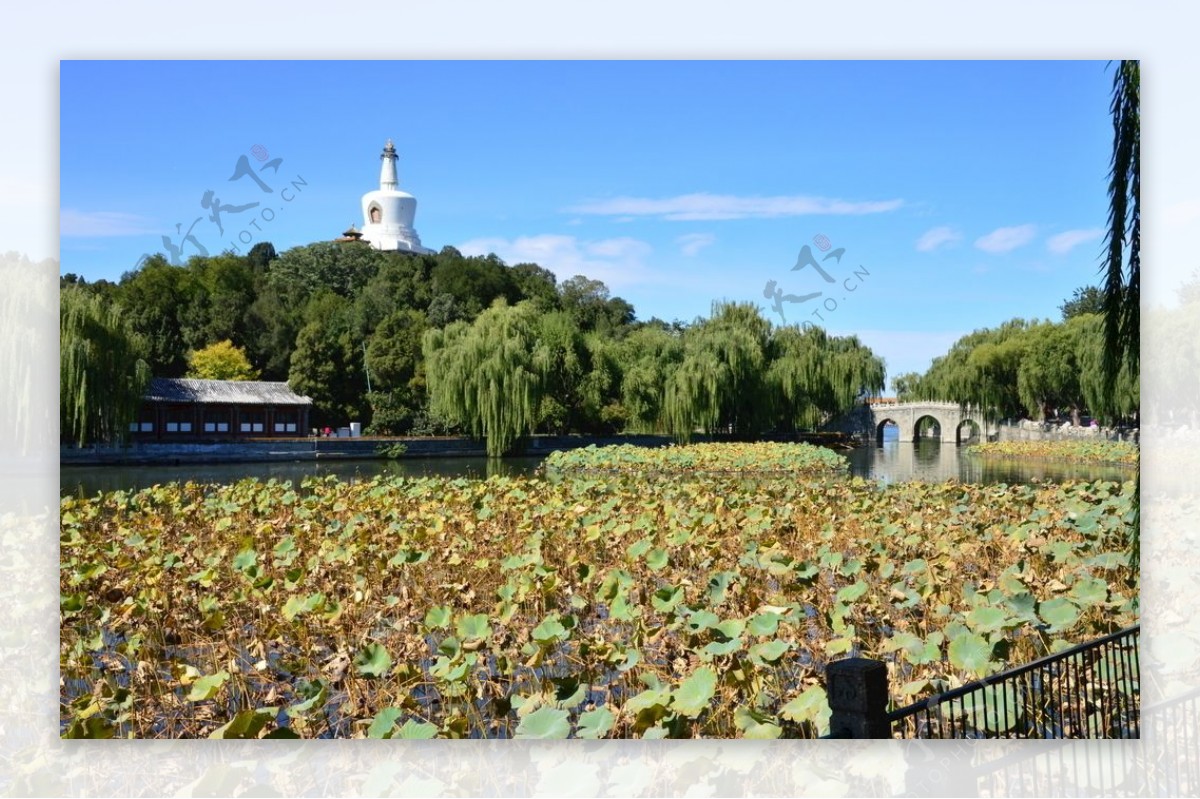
[60, 443, 1138, 739]
[967, 439, 1139, 467]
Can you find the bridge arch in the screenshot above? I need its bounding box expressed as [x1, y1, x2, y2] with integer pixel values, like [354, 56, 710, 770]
[914, 414, 942, 440]
[956, 418, 982, 444]
[875, 417, 903, 445]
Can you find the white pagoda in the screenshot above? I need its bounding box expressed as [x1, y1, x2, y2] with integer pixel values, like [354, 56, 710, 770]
[359, 139, 433, 254]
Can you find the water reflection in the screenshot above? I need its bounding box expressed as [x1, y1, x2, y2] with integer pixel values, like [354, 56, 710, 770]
[845, 440, 1133, 485]
[60, 443, 1134, 498]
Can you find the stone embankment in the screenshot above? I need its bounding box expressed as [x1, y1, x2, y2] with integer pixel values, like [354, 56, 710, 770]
[996, 420, 1139, 444]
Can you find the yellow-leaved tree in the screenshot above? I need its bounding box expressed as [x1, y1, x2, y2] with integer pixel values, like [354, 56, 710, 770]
[186, 340, 260, 381]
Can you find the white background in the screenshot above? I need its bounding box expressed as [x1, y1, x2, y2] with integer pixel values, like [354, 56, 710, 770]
[1, 2, 1196, 796]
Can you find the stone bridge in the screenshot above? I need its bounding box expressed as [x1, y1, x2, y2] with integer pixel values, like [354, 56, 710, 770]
[823, 401, 997, 444]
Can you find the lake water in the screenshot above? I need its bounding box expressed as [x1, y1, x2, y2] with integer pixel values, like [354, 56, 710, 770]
[59, 440, 1134, 498]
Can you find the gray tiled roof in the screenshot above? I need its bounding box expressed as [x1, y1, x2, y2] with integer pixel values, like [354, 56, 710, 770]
[145, 378, 313, 406]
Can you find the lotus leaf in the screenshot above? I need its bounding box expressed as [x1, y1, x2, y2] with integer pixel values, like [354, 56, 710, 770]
[187, 670, 229, 702]
[672, 667, 717, 717]
[576, 706, 615, 739]
[1038, 597, 1079, 632]
[948, 632, 994, 677]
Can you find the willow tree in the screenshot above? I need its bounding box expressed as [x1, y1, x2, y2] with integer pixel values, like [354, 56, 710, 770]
[917, 319, 1041, 420]
[60, 286, 151, 446]
[769, 326, 885, 430]
[423, 300, 544, 457]
[664, 302, 771, 440]
[1101, 61, 1140, 572]
[1102, 60, 1139, 398]
[1075, 314, 1139, 425]
[619, 324, 684, 433]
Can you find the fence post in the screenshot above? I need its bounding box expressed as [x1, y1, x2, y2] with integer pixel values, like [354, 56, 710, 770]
[826, 658, 891, 738]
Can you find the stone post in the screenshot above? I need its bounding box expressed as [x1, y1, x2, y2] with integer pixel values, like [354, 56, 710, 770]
[826, 657, 892, 738]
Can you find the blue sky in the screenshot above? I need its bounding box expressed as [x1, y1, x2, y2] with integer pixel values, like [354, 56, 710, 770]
[60, 60, 1116, 386]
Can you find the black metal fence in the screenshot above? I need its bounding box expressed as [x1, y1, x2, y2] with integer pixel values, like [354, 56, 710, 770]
[827, 625, 1140, 739]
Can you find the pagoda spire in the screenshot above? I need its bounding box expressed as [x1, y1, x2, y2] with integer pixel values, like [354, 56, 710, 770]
[379, 139, 398, 190]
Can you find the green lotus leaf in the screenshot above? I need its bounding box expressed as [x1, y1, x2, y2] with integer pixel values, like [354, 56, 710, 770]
[1069, 576, 1109, 606]
[626, 538, 652, 558]
[232, 548, 256, 572]
[948, 632, 993, 677]
[780, 685, 829, 725]
[424, 605, 452, 629]
[1005, 590, 1037, 617]
[209, 708, 274, 739]
[651, 585, 685, 614]
[287, 678, 328, 715]
[367, 707, 404, 738]
[354, 643, 393, 678]
[397, 719, 439, 739]
[187, 670, 229, 702]
[824, 637, 854, 656]
[749, 640, 791, 663]
[623, 687, 670, 715]
[837, 581, 869, 604]
[576, 706, 615, 739]
[966, 606, 1009, 634]
[672, 667, 717, 717]
[747, 612, 782, 636]
[456, 613, 492, 642]
[714, 619, 745, 640]
[702, 637, 743, 658]
[686, 609, 721, 633]
[1038, 597, 1079, 632]
[515, 706, 571, 739]
[646, 548, 669, 571]
[532, 614, 568, 645]
[954, 685, 1022, 733]
[734, 706, 782, 739]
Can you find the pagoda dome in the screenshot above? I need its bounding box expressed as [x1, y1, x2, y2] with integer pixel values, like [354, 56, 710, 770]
[359, 139, 433, 254]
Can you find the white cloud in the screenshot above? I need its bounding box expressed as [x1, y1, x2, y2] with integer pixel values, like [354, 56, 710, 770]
[974, 224, 1036, 254]
[915, 226, 961, 252]
[676, 233, 715, 256]
[566, 192, 903, 221]
[61, 209, 157, 237]
[1046, 228, 1103, 254]
[457, 234, 654, 289]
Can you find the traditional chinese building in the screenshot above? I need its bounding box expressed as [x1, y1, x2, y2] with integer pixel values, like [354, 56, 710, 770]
[356, 139, 434, 254]
[129, 378, 313, 440]
[334, 224, 365, 244]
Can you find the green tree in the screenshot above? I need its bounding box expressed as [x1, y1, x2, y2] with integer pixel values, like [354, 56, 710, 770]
[363, 309, 428, 435]
[892, 372, 922, 401]
[1059, 285, 1104, 320]
[115, 255, 196, 376]
[768, 326, 885, 431]
[287, 293, 369, 427]
[186, 339, 260, 381]
[619, 324, 684, 433]
[60, 287, 150, 446]
[423, 300, 545, 456]
[665, 302, 772, 440]
[1017, 321, 1082, 421]
[268, 240, 383, 302]
[557, 275, 636, 335]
